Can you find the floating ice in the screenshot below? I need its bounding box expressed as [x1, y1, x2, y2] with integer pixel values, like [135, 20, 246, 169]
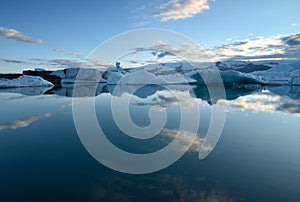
[0, 75, 54, 88]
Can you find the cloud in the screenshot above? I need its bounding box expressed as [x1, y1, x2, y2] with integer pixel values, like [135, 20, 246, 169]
[158, 51, 174, 59]
[1, 55, 109, 69]
[129, 33, 300, 65]
[215, 36, 286, 59]
[155, 0, 210, 22]
[132, 21, 150, 27]
[53, 48, 86, 60]
[0, 113, 51, 131]
[0, 59, 31, 65]
[1, 57, 84, 68]
[0, 27, 43, 44]
[282, 34, 300, 46]
[30, 58, 84, 67]
[213, 33, 300, 61]
[132, 40, 212, 64]
[53, 48, 109, 68]
[131, 5, 147, 13]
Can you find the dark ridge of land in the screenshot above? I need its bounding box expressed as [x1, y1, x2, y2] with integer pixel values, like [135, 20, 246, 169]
[0, 74, 22, 79]
[22, 70, 62, 87]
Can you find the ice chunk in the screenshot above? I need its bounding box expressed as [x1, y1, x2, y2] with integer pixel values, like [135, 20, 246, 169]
[115, 68, 196, 84]
[51, 69, 66, 79]
[0, 75, 54, 88]
[292, 77, 300, 85]
[107, 71, 125, 84]
[53, 68, 106, 84]
[119, 69, 162, 84]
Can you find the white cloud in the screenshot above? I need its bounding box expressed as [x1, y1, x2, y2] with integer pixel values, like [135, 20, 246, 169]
[155, 0, 210, 22]
[215, 35, 286, 59]
[128, 33, 300, 65]
[0, 26, 43, 44]
[54, 48, 86, 60]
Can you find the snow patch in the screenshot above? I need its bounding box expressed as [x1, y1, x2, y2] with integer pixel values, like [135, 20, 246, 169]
[0, 75, 54, 88]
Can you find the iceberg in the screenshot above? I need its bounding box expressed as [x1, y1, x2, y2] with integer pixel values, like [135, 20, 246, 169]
[15, 60, 299, 86]
[107, 67, 197, 85]
[216, 60, 300, 85]
[291, 77, 300, 85]
[51, 68, 106, 85]
[118, 69, 163, 84]
[0, 75, 54, 88]
[107, 71, 125, 84]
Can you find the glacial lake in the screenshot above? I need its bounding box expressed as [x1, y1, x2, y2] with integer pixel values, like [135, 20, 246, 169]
[1, 84, 300, 202]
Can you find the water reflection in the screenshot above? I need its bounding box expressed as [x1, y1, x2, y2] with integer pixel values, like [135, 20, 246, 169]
[90, 174, 237, 202]
[0, 85, 52, 95]
[1, 84, 300, 115]
[1, 84, 300, 201]
[0, 112, 51, 130]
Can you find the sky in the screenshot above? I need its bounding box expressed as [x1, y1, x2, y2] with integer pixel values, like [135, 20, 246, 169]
[0, 0, 300, 73]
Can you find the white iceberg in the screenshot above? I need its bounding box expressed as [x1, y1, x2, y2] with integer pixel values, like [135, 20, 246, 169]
[217, 60, 300, 85]
[107, 71, 125, 84]
[119, 69, 163, 84]
[51, 68, 106, 85]
[250, 63, 293, 85]
[107, 66, 197, 85]
[0, 75, 54, 88]
[47, 60, 300, 86]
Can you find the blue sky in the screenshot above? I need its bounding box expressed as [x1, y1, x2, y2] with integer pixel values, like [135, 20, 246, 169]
[0, 0, 300, 72]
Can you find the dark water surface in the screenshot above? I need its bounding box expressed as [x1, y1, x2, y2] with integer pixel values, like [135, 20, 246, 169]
[1, 84, 300, 202]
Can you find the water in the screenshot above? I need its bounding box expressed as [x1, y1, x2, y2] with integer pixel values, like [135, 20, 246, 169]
[1, 84, 300, 201]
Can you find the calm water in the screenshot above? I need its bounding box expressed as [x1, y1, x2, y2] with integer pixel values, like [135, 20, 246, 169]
[1, 84, 300, 202]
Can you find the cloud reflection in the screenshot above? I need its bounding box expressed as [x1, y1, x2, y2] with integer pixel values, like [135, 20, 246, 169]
[0, 113, 51, 131]
[160, 128, 213, 153]
[91, 174, 238, 202]
[218, 92, 300, 115]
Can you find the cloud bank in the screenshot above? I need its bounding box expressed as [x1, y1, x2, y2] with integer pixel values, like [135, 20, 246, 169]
[155, 0, 210, 21]
[0, 27, 43, 44]
[131, 33, 300, 63]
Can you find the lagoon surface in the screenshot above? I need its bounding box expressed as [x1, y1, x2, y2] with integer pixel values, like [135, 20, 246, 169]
[1, 84, 300, 202]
